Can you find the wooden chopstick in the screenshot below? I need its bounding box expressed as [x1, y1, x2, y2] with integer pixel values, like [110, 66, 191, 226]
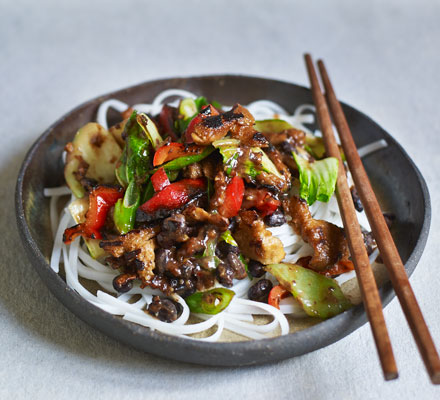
[304, 54, 398, 380]
[317, 58, 440, 384]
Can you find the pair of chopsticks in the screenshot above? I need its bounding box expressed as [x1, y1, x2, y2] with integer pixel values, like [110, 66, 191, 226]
[304, 54, 440, 383]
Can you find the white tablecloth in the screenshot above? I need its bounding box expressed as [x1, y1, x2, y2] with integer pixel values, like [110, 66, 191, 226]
[1, 0, 439, 398]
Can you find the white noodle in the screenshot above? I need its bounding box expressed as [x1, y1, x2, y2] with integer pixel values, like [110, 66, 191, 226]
[334, 270, 356, 285]
[68, 237, 80, 286]
[279, 297, 307, 316]
[123, 311, 222, 335]
[96, 281, 118, 294]
[221, 312, 254, 322]
[96, 99, 129, 129]
[369, 247, 380, 263]
[246, 100, 288, 118]
[49, 196, 59, 239]
[78, 247, 111, 272]
[77, 262, 117, 282]
[50, 210, 70, 273]
[44, 186, 71, 196]
[227, 277, 255, 298]
[358, 139, 388, 158]
[151, 89, 197, 107]
[187, 315, 225, 342]
[222, 320, 267, 340]
[47, 89, 389, 341]
[117, 293, 132, 302]
[224, 313, 278, 334]
[235, 298, 289, 335]
[173, 296, 191, 325]
[131, 296, 148, 309]
[202, 317, 225, 342]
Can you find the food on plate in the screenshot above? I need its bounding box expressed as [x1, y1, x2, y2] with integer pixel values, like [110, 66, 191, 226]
[46, 89, 388, 341]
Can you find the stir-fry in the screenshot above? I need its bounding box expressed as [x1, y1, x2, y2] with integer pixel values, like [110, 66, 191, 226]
[46, 90, 387, 340]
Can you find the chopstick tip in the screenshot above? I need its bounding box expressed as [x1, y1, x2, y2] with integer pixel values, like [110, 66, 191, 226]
[430, 370, 440, 385]
[384, 371, 399, 381]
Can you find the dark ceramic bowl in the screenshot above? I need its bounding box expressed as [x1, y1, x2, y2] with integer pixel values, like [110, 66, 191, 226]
[15, 75, 430, 366]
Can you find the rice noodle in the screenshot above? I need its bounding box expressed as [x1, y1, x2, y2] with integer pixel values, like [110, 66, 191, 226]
[49, 196, 59, 239]
[97, 99, 129, 129]
[46, 88, 388, 341]
[50, 210, 71, 273]
[358, 139, 388, 158]
[44, 186, 71, 196]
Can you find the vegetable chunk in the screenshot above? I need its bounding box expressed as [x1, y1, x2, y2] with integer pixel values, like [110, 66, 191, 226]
[266, 263, 352, 318]
[64, 123, 122, 198]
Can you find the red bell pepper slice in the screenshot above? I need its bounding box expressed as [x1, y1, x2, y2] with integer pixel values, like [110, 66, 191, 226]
[151, 167, 170, 192]
[185, 115, 202, 141]
[63, 186, 123, 243]
[268, 285, 290, 309]
[218, 176, 245, 218]
[242, 188, 280, 217]
[258, 197, 279, 217]
[158, 104, 178, 141]
[153, 142, 185, 167]
[139, 178, 206, 214]
[185, 104, 220, 143]
[153, 142, 210, 168]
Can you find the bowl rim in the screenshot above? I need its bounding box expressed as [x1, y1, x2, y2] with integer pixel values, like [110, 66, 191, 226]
[15, 74, 431, 366]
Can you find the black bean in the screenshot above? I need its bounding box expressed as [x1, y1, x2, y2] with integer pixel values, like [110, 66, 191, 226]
[362, 229, 376, 256]
[227, 253, 247, 280]
[174, 301, 184, 317]
[150, 274, 171, 294]
[350, 186, 363, 212]
[280, 140, 295, 153]
[154, 248, 174, 274]
[215, 241, 239, 258]
[216, 263, 235, 287]
[248, 279, 273, 303]
[264, 208, 286, 227]
[156, 233, 175, 249]
[147, 296, 182, 323]
[157, 214, 190, 248]
[112, 273, 136, 293]
[162, 214, 184, 231]
[169, 278, 196, 298]
[180, 259, 196, 279]
[248, 259, 266, 278]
